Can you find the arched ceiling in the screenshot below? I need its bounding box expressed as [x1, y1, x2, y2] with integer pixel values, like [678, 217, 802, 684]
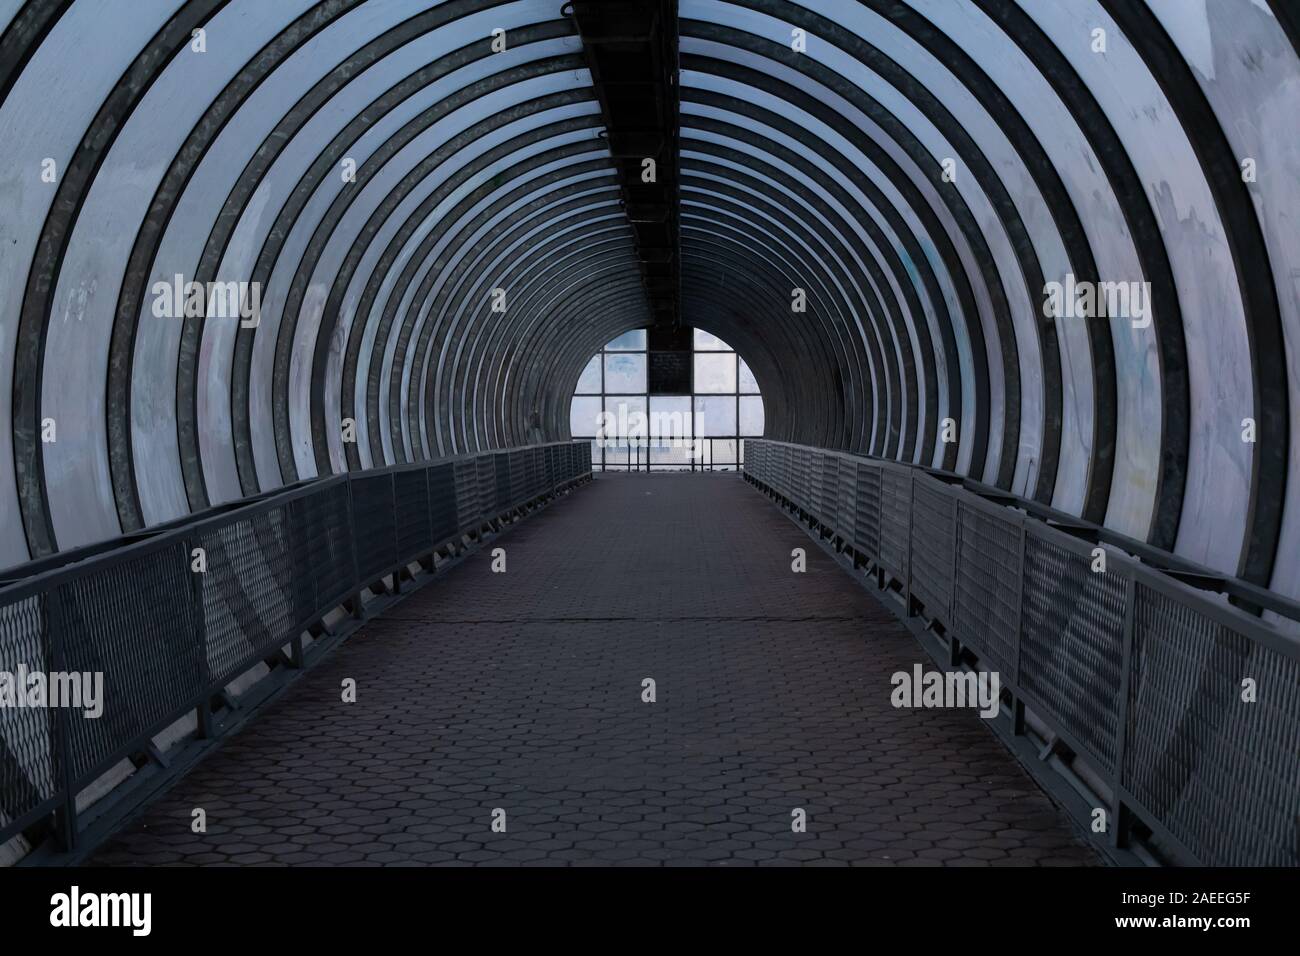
[1, 0, 1299, 611]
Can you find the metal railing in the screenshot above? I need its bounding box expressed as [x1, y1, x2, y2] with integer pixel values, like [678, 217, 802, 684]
[591, 437, 746, 471]
[745, 439, 1300, 867]
[0, 441, 591, 858]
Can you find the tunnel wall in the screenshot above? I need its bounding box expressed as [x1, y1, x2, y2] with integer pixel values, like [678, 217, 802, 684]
[1, 0, 1298, 613]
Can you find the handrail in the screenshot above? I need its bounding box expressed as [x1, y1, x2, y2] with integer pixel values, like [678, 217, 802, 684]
[0, 441, 592, 858]
[745, 438, 1299, 867]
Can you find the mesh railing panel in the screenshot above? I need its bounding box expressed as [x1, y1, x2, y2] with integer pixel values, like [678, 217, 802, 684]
[1125, 586, 1300, 865]
[819, 453, 839, 528]
[59, 544, 205, 782]
[290, 481, 355, 615]
[428, 464, 458, 544]
[0, 442, 578, 849]
[351, 474, 398, 583]
[878, 470, 911, 580]
[808, 450, 825, 520]
[0, 593, 57, 834]
[454, 458, 481, 532]
[853, 463, 881, 558]
[394, 470, 432, 561]
[509, 451, 527, 507]
[952, 502, 1020, 679]
[196, 507, 297, 686]
[1019, 533, 1127, 774]
[480, 456, 500, 516]
[837, 456, 856, 539]
[909, 478, 955, 619]
[744, 439, 1300, 865]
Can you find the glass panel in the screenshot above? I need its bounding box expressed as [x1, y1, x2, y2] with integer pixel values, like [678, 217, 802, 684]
[569, 396, 602, 437]
[711, 439, 738, 466]
[575, 355, 601, 394]
[693, 329, 731, 351]
[693, 396, 736, 437]
[738, 358, 760, 393]
[650, 441, 694, 465]
[739, 396, 765, 436]
[604, 352, 646, 393]
[605, 329, 647, 351]
[694, 353, 736, 393]
[649, 395, 692, 440]
[604, 395, 648, 439]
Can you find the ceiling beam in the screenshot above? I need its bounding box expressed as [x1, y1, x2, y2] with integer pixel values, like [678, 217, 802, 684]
[569, 0, 680, 330]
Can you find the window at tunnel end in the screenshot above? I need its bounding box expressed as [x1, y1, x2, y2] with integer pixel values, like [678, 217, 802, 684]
[569, 328, 764, 471]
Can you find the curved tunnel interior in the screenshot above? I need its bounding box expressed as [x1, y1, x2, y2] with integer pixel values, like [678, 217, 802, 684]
[1, 0, 1300, 876]
[2, 0, 1299, 602]
[0, 1, 1294, 606]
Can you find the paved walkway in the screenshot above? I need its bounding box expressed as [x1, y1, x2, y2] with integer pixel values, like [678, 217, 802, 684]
[91, 474, 1096, 866]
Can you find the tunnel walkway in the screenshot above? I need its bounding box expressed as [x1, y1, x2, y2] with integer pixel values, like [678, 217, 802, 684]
[90, 474, 1096, 867]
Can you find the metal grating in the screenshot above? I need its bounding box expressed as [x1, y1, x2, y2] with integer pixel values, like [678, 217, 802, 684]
[837, 456, 856, 539]
[394, 469, 432, 561]
[952, 502, 1020, 678]
[909, 478, 955, 620]
[819, 453, 839, 528]
[853, 463, 881, 558]
[479, 456, 499, 517]
[351, 474, 398, 583]
[0, 593, 57, 836]
[428, 464, 458, 544]
[509, 450, 527, 507]
[1125, 585, 1300, 865]
[196, 507, 297, 687]
[59, 544, 205, 782]
[1019, 533, 1127, 774]
[454, 458, 480, 532]
[878, 469, 911, 580]
[808, 450, 825, 520]
[289, 480, 356, 616]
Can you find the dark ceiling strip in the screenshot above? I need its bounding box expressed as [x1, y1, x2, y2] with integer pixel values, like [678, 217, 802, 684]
[569, 0, 680, 328]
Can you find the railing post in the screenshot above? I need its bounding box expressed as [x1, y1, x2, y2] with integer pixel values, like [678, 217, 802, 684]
[46, 585, 78, 851]
[185, 535, 218, 733]
[1111, 573, 1137, 849]
[904, 471, 915, 617]
[346, 475, 364, 619]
